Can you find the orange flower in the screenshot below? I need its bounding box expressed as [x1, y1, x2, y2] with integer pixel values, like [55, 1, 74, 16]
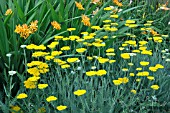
[113, 0, 123, 7]
[29, 20, 38, 33]
[51, 21, 61, 30]
[81, 15, 91, 26]
[75, 1, 84, 10]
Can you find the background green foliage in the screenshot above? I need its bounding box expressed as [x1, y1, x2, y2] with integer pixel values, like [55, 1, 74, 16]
[0, 0, 170, 112]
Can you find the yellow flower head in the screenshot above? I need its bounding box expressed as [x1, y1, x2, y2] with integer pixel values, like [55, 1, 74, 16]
[151, 85, 159, 90]
[17, 93, 28, 99]
[131, 90, 137, 94]
[74, 89, 86, 96]
[86, 71, 96, 76]
[5, 9, 13, 15]
[140, 61, 149, 66]
[46, 96, 57, 102]
[38, 84, 48, 89]
[121, 53, 130, 59]
[61, 46, 70, 51]
[106, 48, 114, 53]
[67, 58, 79, 63]
[113, 80, 122, 85]
[56, 105, 67, 111]
[76, 48, 87, 53]
[11, 105, 21, 113]
[96, 70, 107, 76]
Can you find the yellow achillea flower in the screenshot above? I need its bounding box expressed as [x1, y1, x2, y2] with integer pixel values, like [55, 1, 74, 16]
[5, 9, 13, 15]
[61, 64, 70, 69]
[75, 1, 84, 10]
[98, 58, 109, 63]
[104, 7, 112, 11]
[26, 44, 46, 50]
[118, 77, 129, 84]
[24, 78, 37, 89]
[151, 85, 159, 90]
[51, 21, 61, 30]
[51, 51, 62, 56]
[92, 42, 105, 47]
[121, 53, 130, 59]
[47, 42, 59, 49]
[11, 105, 21, 113]
[67, 28, 76, 31]
[136, 71, 149, 76]
[141, 50, 152, 55]
[147, 76, 154, 80]
[38, 84, 48, 89]
[136, 78, 141, 82]
[81, 15, 91, 26]
[61, 46, 70, 51]
[126, 20, 135, 24]
[106, 53, 115, 56]
[87, 56, 93, 60]
[27, 67, 40, 76]
[106, 48, 114, 52]
[74, 89, 86, 96]
[86, 71, 96, 76]
[45, 55, 54, 61]
[76, 48, 87, 53]
[91, 26, 101, 30]
[96, 70, 107, 76]
[56, 105, 67, 111]
[131, 90, 137, 94]
[113, 0, 123, 7]
[46, 96, 57, 102]
[32, 51, 49, 58]
[110, 14, 119, 18]
[113, 80, 122, 85]
[109, 60, 116, 63]
[129, 73, 135, 76]
[140, 61, 149, 66]
[67, 58, 79, 63]
[155, 64, 164, 69]
[149, 66, 158, 72]
[16, 93, 28, 99]
[54, 36, 64, 40]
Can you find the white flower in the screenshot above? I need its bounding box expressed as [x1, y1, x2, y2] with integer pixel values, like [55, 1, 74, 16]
[152, 95, 157, 101]
[76, 60, 80, 63]
[168, 21, 170, 25]
[6, 53, 12, 57]
[129, 53, 137, 56]
[20, 45, 27, 48]
[71, 71, 75, 74]
[8, 71, 17, 76]
[91, 66, 96, 70]
[165, 49, 169, 51]
[166, 58, 170, 61]
[77, 66, 82, 70]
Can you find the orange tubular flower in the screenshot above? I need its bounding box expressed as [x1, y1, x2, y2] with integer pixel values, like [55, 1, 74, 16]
[113, 0, 123, 7]
[75, 1, 85, 10]
[51, 21, 61, 30]
[81, 15, 91, 26]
